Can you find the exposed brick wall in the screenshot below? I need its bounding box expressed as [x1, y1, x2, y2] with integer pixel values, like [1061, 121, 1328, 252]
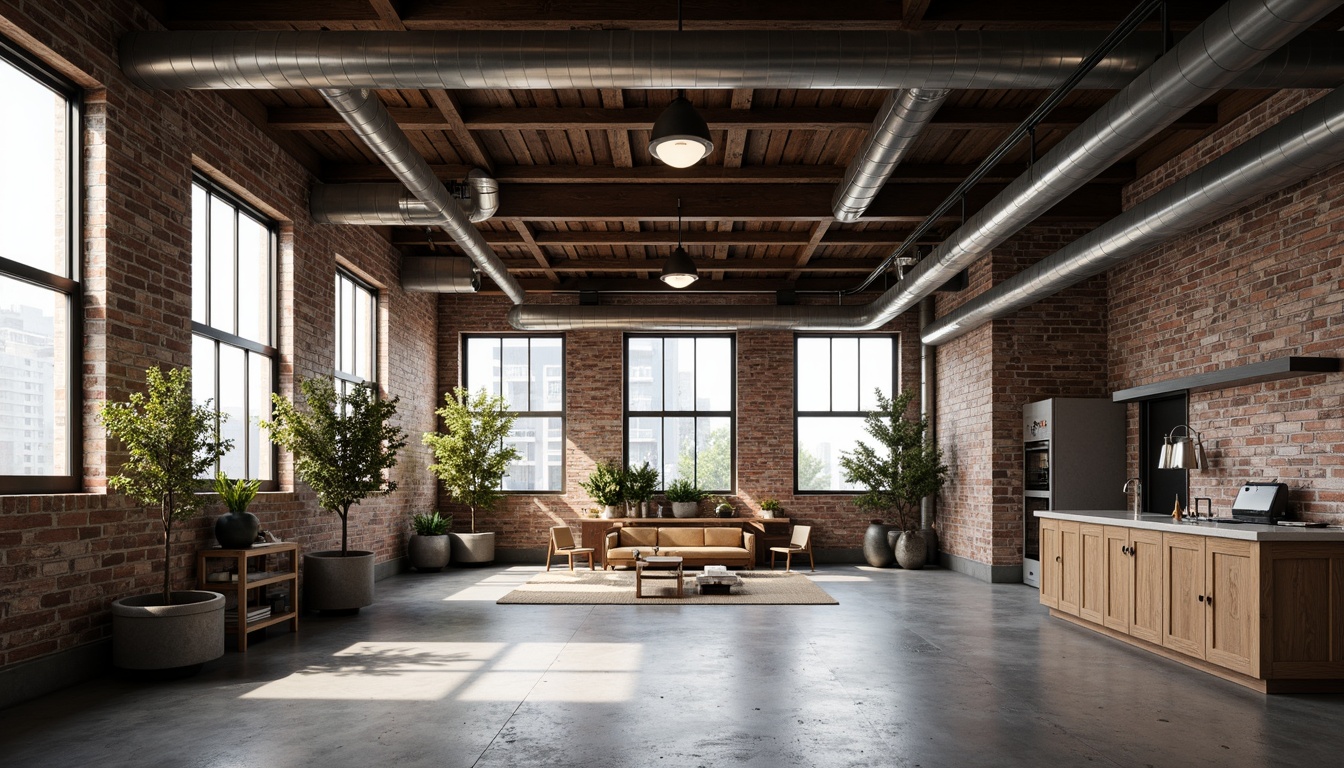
[0, 0, 438, 670]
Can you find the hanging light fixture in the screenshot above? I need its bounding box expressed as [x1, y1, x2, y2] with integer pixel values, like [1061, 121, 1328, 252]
[660, 198, 698, 288]
[648, 1, 713, 168]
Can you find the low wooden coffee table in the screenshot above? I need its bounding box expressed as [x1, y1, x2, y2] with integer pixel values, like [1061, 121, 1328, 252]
[635, 556, 684, 598]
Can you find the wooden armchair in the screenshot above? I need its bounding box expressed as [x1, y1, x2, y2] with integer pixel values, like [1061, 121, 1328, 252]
[769, 525, 814, 572]
[546, 525, 595, 571]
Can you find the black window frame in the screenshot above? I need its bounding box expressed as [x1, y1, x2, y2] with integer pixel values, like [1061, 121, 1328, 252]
[334, 268, 378, 397]
[794, 333, 900, 495]
[0, 37, 83, 495]
[461, 333, 567, 494]
[623, 333, 736, 494]
[190, 174, 278, 489]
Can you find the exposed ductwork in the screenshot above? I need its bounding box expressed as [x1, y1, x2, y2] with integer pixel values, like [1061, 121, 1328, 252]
[311, 170, 500, 226]
[921, 87, 1344, 346]
[401, 256, 482, 293]
[119, 30, 1344, 92]
[319, 88, 525, 304]
[510, 0, 1340, 330]
[832, 88, 949, 223]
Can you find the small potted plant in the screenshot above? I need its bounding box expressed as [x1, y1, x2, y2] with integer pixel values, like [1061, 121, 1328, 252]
[580, 460, 626, 518]
[213, 472, 261, 549]
[408, 511, 451, 572]
[759, 498, 782, 519]
[709, 494, 735, 518]
[664, 479, 706, 518]
[624, 461, 660, 518]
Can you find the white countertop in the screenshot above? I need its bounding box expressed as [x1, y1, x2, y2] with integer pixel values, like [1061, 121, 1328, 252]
[1036, 509, 1344, 541]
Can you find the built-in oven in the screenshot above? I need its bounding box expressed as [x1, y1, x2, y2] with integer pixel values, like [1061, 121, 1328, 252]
[1025, 440, 1050, 491]
[1023, 496, 1051, 588]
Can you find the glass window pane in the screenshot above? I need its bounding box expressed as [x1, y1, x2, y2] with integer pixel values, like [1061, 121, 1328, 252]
[466, 337, 499, 397]
[333, 276, 343, 374]
[797, 337, 830, 411]
[831, 337, 859, 412]
[0, 277, 67, 475]
[627, 417, 662, 483]
[217, 344, 246, 479]
[192, 185, 208, 323]
[191, 335, 215, 408]
[695, 337, 731, 411]
[0, 62, 68, 277]
[501, 338, 529, 411]
[667, 338, 695, 411]
[530, 338, 562, 411]
[236, 214, 268, 344]
[209, 196, 236, 333]
[797, 416, 867, 491]
[627, 337, 661, 411]
[356, 285, 374, 381]
[665, 417, 695, 484]
[860, 337, 893, 410]
[696, 416, 732, 491]
[248, 351, 272, 481]
[339, 277, 355, 375]
[502, 416, 538, 491]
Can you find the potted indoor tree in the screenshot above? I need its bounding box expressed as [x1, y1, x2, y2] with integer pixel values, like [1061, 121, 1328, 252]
[580, 460, 626, 518]
[423, 386, 519, 564]
[664, 479, 706, 518]
[625, 461, 660, 518]
[263, 377, 406, 613]
[840, 388, 948, 569]
[408, 511, 451, 572]
[102, 366, 230, 672]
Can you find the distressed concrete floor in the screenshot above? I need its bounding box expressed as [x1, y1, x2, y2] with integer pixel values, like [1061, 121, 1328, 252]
[2, 564, 1342, 768]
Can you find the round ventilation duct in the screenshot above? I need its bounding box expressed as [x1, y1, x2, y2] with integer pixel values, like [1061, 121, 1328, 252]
[401, 256, 481, 293]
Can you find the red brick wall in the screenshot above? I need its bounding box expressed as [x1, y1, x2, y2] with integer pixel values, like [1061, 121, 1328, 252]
[0, 0, 438, 670]
[435, 293, 921, 554]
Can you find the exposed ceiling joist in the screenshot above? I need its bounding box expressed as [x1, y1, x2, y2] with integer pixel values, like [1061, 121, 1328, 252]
[391, 229, 945, 248]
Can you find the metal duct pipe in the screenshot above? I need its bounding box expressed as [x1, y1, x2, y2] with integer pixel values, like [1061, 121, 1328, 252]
[320, 88, 525, 304]
[119, 30, 1344, 91]
[402, 256, 481, 293]
[922, 87, 1344, 346]
[832, 88, 949, 223]
[311, 170, 500, 226]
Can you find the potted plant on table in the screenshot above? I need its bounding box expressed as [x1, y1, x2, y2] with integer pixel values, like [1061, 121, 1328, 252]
[408, 511, 452, 572]
[759, 498, 782, 519]
[213, 473, 261, 549]
[101, 366, 230, 672]
[624, 461, 660, 518]
[664, 479, 706, 518]
[423, 386, 520, 564]
[263, 377, 406, 613]
[579, 460, 626, 518]
[840, 388, 948, 569]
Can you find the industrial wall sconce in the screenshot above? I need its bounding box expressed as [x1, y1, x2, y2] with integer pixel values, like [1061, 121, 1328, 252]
[1157, 424, 1206, 470]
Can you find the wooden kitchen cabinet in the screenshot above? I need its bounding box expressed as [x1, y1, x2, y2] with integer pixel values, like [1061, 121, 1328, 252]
[1163, 533, 1207, 659]
[1058, 520, 1081, 616]
[1101, 526, 1163, 643]
[1205, 538, 1258, 677]
[1039, 517, 1061, 610]
[1078, 524, 1105, 624]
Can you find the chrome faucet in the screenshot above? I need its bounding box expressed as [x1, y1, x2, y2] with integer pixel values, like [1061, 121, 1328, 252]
[1122, 478, 1142, 517]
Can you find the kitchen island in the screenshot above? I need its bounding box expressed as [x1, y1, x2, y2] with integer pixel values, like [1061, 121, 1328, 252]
[1036, 509, 1344, 693]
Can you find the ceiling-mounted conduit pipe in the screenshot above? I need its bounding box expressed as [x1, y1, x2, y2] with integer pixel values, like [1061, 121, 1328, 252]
[311, 171, 500, 226]
[401, 256, 482, 293]
[922, 87, 1344, 347]
[508, 0, 1339, 330]
[119, 30, 1344, 91]
[832, 88, 949, 222]
[319, 88, 525, 304]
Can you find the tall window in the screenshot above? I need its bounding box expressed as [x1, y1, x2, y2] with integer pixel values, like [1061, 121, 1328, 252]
[464, 335, 564, 492]
[191, 177, 276, 485]
[0, 41, 80, 493]
[795, 335, 897, 492]
[334, 270, 377, 397]
[625, 335, 734, 493]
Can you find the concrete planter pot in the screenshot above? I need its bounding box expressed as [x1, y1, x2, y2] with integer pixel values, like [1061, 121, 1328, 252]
[895, 530, 929, 570]
[863, 523, 897, 567]
[304, 550, 375, 613]
[111, 590, 225, 671]
[451, 532, 496, 564]
[671, 502, 699, 518]
[408, 534, 451, 572]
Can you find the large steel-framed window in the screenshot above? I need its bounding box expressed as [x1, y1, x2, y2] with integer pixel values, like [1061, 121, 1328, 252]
[334, 269, 377, 397]
[624, 334, 735, 493]
[463, 334, 565, 493]
[795, 334, 898, 493]
[190, 176, 277, 487]
[0, 38, 82, 494]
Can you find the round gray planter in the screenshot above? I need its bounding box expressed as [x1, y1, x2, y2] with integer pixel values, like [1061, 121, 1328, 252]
[111, 590, 225, 671]
[408, 534, 451, 572]
[895, 530, 929, 570]
[304, 550, 375, 613]
[671, 501, 699, 518]
[451, 532, 496, 564]
[863, 523, 897, 567]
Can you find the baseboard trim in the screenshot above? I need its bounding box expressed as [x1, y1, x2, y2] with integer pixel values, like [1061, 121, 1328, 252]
[939, 552, 1023, 584]
[0, 640, 110, 711]
[376, 556, 405, 581]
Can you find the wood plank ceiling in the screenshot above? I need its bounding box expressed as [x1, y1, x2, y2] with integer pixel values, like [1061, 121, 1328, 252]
[150, 1, 1340, 295]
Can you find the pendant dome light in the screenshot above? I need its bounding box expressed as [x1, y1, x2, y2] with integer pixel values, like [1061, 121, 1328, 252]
[648, 1, 713, 168]
[660, 198, 699, 288]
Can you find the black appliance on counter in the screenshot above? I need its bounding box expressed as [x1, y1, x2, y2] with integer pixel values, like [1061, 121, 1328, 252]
[1231, 482, 1290, 524]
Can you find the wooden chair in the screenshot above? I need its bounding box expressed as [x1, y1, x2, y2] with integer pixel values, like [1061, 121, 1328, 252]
[769, 525, 814, 572]
[547, 526, 595, 571]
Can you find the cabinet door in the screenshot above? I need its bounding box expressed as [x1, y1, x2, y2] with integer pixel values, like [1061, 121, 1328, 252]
[1205, 538, 1259, 677]
[1163, 533, 1206, 659]
[1078, 524, 1106, 624]
[1058, 521, 1081, 617]
[1039, 518, 1060, 609]
[1102, 527, 1133, 633]
[1129, 529, 1164, 645]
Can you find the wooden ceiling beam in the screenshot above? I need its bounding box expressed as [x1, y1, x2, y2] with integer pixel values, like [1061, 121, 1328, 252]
[411, 256, 889, 273]
[508, 277, 872, 293]
[391, 229, 942, 248]
[424, 90, 495, 173]
[400, 1, 915, 30]
[510, 221, 561, 283]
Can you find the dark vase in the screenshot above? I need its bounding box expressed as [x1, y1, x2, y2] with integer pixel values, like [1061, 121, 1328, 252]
[863, 523, 897, 567]
[215, 510, 260, 549]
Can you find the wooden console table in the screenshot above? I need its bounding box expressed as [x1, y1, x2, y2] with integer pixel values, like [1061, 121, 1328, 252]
[579, 517, 791, 566]
[197, 542, 299, 651]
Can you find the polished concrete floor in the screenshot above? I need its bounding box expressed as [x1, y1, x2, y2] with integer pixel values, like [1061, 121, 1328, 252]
[2, 564, 1342, 768]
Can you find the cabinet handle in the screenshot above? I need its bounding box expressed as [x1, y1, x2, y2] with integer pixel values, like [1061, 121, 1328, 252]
[1055, 555, 1062, 563]
[1205, 595, 1213, 607]
[1197, 595, 1205, 603]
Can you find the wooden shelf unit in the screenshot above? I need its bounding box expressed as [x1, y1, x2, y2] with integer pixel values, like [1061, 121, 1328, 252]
[197, 542, 299, 652]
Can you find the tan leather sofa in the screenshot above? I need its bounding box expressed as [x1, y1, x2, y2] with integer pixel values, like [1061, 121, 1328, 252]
[604, 526, 755, 570]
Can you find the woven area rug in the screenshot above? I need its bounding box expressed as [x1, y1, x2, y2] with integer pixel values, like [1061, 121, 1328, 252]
[496, 570, 837, 605]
